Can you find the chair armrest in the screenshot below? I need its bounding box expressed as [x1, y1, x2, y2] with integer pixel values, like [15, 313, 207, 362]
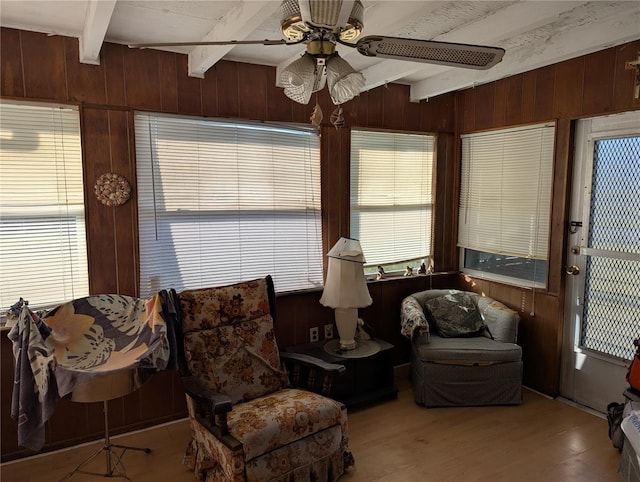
[181, 375, 242, 450]
[182, 375, 232, 414]
[280, 352, 346, 396]
[400, 296, 430, 342]
[280, 352, 346, 375]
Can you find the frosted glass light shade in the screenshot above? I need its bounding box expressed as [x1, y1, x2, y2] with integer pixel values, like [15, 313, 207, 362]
[281, 53, 316, 104]
[326, 54, 365, 105]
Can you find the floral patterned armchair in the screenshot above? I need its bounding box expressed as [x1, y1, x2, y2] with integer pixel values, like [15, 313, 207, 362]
[168, 276, 353, 482]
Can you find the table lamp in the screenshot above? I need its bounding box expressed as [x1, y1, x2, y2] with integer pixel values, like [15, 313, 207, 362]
[319, 237, 372, 350]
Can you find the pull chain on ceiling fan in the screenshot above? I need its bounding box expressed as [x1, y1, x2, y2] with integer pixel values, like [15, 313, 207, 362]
[129, 0, 505, 105]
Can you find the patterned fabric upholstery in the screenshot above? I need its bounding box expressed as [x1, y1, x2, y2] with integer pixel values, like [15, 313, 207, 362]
[177, 277, 351, 481]
[179, 279, 288, 404]
[400, 295, 429, 341]
[228, 388, 344, 461]
[423, 292, 485, 338]
[8, 294, 171, 451]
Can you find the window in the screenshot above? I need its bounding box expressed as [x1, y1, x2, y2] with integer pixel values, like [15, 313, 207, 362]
[350, 129, 435, 275]
[135, 113, 322, 297]
[458, 122, 555, 287]
[0, 100, 88, 312]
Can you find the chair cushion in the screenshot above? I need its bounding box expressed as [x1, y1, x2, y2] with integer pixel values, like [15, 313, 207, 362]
[179, 278, 272, 333]
[424, 292, 485, 337]
[183, 314, 288, 404]
[416, 334, 522, 364]
[179, 278, 288, 404]
[228, 388, 345, 461]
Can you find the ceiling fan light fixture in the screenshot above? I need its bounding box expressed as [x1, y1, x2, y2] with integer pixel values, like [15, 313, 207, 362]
[281, 0, 364, 42]
[326, 53, 365, 105]
[280, 0, 309, 41]
[338, 1, 364, 42]
[280, 53, 315, 91]
[284, 86, 313, 105]
[304, 0, 364, 40]
[281, 53, 319, 104]
[306, 40, 336, 56]
[312, 66, 327, 92]
[307, 0, 343, 27]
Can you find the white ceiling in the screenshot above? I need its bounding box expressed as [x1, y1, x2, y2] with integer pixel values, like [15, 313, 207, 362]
[1, 1, 639, 102]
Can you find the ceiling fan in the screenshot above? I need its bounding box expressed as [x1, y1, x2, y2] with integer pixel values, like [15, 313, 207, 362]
[129, 0, 505, 105]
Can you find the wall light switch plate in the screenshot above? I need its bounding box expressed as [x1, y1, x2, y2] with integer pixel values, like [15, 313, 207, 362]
[310, 327, 319, 343]
[324, 324, 333, 339]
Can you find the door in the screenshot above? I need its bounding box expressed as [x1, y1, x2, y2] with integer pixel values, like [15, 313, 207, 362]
[560, 110, 640, 412]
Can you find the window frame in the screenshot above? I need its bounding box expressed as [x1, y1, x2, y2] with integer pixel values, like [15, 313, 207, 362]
[0, 99, 89, 314]
[349, 128, 436, 276]
[134, 111, 323, 297]
[457, 121, 556, 289]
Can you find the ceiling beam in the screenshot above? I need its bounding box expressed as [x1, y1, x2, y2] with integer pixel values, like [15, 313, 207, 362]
[409, 4, 640, 101]
[360, 0, 584, 95]
[188, 1, 281, 78]
[79, 0, 117, 65]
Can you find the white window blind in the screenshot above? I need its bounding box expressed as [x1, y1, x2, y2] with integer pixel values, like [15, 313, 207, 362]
[135, 113, 323, 297]
[0, 101, 88, 312]
[458, 122, 555, 262]
[350, 129, 435, 268]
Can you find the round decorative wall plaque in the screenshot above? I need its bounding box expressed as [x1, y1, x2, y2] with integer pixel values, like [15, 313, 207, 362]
[94, 173, 131, 207]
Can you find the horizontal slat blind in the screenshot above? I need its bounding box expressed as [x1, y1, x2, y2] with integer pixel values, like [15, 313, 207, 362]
[458, 122, 555, 260]
[0, 101, 88, 311]
[135, 113, 322, 296]
[350, 130, 434, 266]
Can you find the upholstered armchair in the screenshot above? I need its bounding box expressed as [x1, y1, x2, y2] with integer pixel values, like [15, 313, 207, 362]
[401, 289, 522, 407]
[169, 276, 353, 482]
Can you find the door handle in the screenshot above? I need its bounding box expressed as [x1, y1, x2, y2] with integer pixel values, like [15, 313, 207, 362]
[565, 265, 580, 275]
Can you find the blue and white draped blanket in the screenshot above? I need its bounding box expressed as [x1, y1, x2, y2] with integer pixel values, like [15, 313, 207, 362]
[8, 294, 173, 451]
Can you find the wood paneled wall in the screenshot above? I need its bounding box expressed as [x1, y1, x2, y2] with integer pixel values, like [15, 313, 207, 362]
[0, 28, 456, 461]
[1, 27, 638, 461]
[453, 40, 640, 395]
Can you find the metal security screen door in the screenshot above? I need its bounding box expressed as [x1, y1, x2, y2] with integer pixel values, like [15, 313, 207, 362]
[561, 110, 640, 412]
[582, 136, 640, 359]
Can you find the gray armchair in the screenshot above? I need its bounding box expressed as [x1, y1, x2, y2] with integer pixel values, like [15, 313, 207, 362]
[401, 289, 522, 407]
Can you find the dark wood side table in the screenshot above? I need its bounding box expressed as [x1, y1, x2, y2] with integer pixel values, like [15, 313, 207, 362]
[284, 337, 398, 409]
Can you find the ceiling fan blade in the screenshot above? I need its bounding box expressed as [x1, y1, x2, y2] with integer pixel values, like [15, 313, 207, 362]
[355, 36, 505, 70]
[128, 39, 301, 49]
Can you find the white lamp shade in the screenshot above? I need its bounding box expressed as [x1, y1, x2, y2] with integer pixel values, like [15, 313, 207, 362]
[326, 236, 366, 262]
[320, 237, 372, 309]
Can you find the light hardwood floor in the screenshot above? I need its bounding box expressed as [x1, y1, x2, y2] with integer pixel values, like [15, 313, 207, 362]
[1, 379, 621, 482]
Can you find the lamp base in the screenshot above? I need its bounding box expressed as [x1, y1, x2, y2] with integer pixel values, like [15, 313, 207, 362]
[334, 307, 358, 350]
[324, 338, 380, 359]
[338, 339, 357, 350]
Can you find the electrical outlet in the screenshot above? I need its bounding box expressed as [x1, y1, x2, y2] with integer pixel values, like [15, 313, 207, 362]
[310, 327, 319, 343]
[324, 324, 333, 339]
